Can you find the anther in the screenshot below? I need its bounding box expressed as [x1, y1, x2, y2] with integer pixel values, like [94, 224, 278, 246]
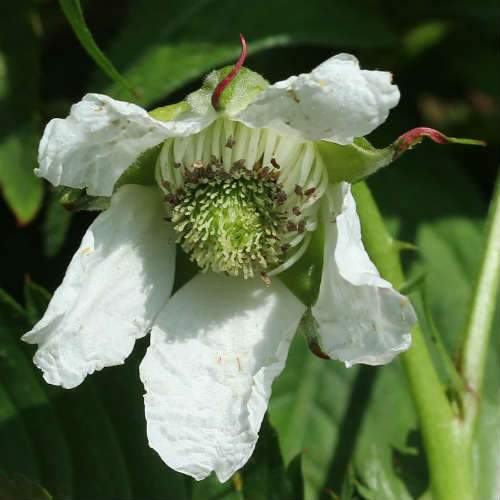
[304, 187, 316, 197]
[271, 158, 281, 169]
[260, 272, 272, 286]
[292, 206, 301, 216]
[276, 191, 287, 205]
[225, 136, 236, 149]
[270, 170, 281, 181]
[294, 185, 303, 196]
[287, 221, 298, 232]
[232, 159, 246, 171]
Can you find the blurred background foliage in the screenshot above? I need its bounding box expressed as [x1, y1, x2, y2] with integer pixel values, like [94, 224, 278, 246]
[0, 0, 499, 499]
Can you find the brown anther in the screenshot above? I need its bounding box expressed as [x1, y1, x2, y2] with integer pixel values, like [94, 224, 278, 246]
[304, 187, 316, 197]
[294, 185, 303, 196]
[281, 243, 291, 253]
[232, 159, 246, 170]
[210, 155, 221, 167]
[292, 206, 301, 216]
[225, 135, 236, 149]
[258, 167, 270, 179]
[287, 221, 298, 232]
[253, 156, 263, 171]
[161, 180, 171, 190]
[276, 191, 287, 205]
[260, 272, 272, 286]
[297, 220, 306, 233]
[163, 194, 178, 205]
[270, 170, 281, 181]
[270, 158, 280, 169]
[174, 162, 182, 169]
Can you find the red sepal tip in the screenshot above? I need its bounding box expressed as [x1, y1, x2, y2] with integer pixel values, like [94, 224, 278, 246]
[211, 33, 248, 111]
[394, 126, 486, 158]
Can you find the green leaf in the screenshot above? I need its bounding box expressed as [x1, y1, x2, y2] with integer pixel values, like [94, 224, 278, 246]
[94, 0, 395, 106]
[0, 288, 73, 496]
[24, 280, 52, 326]
[94, 342, 189, 500]
[268, 334, 358, 499]
[42, 190, 73, 258]
[0, 384, 40, 481]
[0, 1, 43, 224]
[0, 472, 52, 500]
[17, 283, 134, 499]
[242, 416, 304, 500]
[1, 284, 134, 499]
[57, 0, 135, 96]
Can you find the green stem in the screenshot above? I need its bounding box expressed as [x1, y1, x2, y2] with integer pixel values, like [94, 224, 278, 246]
[461, 172, 500, 439]
[352, 182, 474, 500]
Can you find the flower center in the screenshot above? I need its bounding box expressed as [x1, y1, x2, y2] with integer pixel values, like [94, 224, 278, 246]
[157, 119, 328, 279]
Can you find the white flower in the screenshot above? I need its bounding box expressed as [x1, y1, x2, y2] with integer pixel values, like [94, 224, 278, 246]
[23, 51, 415, 482]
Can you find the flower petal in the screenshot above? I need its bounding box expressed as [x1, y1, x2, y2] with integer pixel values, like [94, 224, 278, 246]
[23, 185, 176, 389]
[140, 273, 305, 482]
[311, 184, 415, 366]
[37, 93, 216, 196]
[237, 53, 399, 144]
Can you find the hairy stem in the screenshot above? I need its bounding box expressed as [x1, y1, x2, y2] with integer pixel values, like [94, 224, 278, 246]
[352, 181, 475, 500]
[461, 172, 500, 439]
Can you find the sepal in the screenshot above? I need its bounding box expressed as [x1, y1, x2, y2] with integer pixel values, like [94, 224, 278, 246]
[315, 137, 395, 184]
[300, 309, 330, 360]
[58, 187, 109, 212]
[316, 127, 485, 184]
[188, 66, 268, 117]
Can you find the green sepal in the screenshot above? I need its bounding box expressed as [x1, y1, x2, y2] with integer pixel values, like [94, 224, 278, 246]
[280, 220, 324, 307]
[114, 143, 162, 190]
[58, 187, 110, 212]
[315, 137, 396, 184]
[149, 101, 190, 122]
[299, 308, 330, 360]
[188, 66, 269, 116]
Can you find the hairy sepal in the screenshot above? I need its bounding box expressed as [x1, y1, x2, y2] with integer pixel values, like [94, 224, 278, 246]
[315, 137, 395, 184]
[188, 66, 269, 117]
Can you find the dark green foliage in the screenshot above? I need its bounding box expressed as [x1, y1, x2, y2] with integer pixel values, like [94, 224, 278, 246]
[0, 1, 498, 499]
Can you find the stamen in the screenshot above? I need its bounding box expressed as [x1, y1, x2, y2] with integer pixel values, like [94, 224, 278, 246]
[211, 34, 248, 111]
[157, 119, 325, 278]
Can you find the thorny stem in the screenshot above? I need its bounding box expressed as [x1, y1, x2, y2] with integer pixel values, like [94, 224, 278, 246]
[211, 33, 248, 111]
[461, 171, 500, 441]
[353, 182, 475, 500]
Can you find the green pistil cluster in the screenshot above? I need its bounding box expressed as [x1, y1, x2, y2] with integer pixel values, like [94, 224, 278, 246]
[164, 158, 289, 278]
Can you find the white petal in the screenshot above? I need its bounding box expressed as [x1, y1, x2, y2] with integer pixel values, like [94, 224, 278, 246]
[140, 273, 305, 482]
[37, 93, 216, 196]
[237, 53, 400, 144]
[311, 184, 415, 366]
[23, 185, 176, 389]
